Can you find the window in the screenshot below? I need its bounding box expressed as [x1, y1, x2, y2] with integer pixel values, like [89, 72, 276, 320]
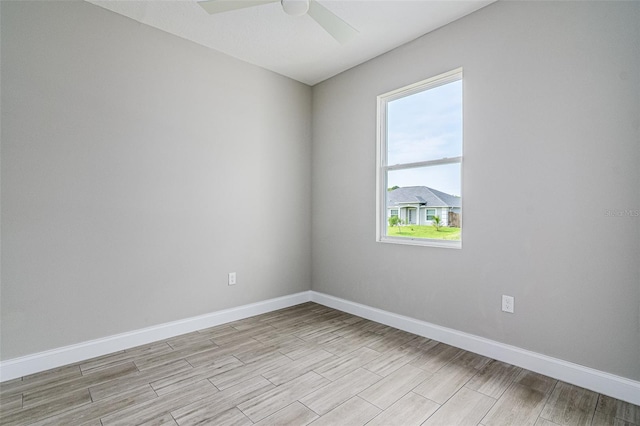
[376, 68, 463, 248]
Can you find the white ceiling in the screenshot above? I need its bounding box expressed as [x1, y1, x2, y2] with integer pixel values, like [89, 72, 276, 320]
[87, 0, 495, 86]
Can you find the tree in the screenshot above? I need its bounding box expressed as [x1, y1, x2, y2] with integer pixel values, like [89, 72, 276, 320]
[388, 215, 401, 232]
[432, 215, 441, 231]
[387, 186, 400, 191]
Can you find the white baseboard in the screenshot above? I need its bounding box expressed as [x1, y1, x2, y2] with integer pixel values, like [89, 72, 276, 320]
[2, 289, 638, 407]
[310, 291, 640, 406]
[0, 291, 311, 382]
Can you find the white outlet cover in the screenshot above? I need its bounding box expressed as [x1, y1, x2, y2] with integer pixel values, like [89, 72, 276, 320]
[502, 295, 514, 313]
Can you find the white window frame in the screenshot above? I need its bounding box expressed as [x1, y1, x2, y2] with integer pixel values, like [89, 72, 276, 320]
[376, 68, 463, 249]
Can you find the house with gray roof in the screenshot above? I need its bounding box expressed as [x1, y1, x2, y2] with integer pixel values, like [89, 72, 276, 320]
[387, 186, 461, 227]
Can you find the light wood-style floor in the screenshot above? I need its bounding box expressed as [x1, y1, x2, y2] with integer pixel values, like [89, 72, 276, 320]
[1, 302, 638, 426]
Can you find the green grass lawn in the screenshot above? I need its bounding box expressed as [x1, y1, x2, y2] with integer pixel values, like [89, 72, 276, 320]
[387, 225, 461, 240]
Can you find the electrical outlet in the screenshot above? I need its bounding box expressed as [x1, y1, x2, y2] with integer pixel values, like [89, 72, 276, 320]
[502, 295, 514, 313]
[228, 272, 236, 286]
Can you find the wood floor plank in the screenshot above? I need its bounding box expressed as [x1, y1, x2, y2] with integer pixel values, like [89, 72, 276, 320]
[450, 350, 492, 371]
[253, 401, 319, 426]
[535, 418, 563, 426]
[184, 336, 265, 368]
[234, 344, 280, 364]
[365, 328, 418, 353]
[366, 392, 440, 426]
[1, 365, 82, 397]
[409, 343, 465, 374]
[0, 388, 92, 426]
[80, 420, 105, 426]
[539, 382, 598, 426]
[466, 360, 522, 399]
[237, 371, 330, 422]
[281, 343, 325, 360]
[356, 320, 394, 336]
[481, 383, 551, 426]
[262, 349, 335, 386]
[590, 409, 638, 426]
[514, 370, 558, 395]
[209, 351, 292, 390]
[226, 316, 268, 331]
[341, 314, 365, 325]
[0, 377, 24, 397]
[0, 392, 23, 413]
[134, 340, 219, 371]
[197, 407, 253, 426]
[29, 385, 158, 426]
[358, 363, 430, 410]
[164, 331, 216, 350]
[89, 359, 192, 401]
[298, 329, 342, 346]
[299, 368, 382, 415]
[125, 412, 178, 426]
[150, 355, 243, 395]
[320, 334, 377, 357]
[80, 342, 172, 373]
[171, 375, 275, 426]
[423, 387, 496, 426]
[307, 396, 381, 426]
[292, 320, 343, 341]
[21, 364, 83, 385]
[413, 358, 478, 404]
[252, 331, 306, 351]
[211, 323, 278, 346]
[313, 346, 382, 381]
[363, 344, 421, 377]
[596, 394, 640, 425]
[100, 379, 217, 426]
[195, 324, 235, 339]
[404, 336, 439, 350]
[327, 326, 380, 342]
[23, 362, 139, 408]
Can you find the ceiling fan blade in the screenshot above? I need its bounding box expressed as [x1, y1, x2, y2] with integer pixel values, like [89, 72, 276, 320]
[198, 0, 278, 15]
[307, 0, 358, 44]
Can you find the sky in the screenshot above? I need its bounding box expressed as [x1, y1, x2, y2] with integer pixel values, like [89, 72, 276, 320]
[386, 79, 462, 196]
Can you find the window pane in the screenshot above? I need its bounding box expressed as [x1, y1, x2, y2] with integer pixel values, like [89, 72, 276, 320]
[387, 79, 462, 165]
[388, 163, 461, 197]
[386, 164, 461, 241]
[378, 69, 463, 247]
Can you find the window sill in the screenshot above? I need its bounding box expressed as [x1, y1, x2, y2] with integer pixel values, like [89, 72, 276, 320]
[378, 236, 461, 249]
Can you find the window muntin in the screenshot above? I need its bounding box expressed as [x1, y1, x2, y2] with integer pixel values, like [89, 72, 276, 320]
[377, 69, 463, 248]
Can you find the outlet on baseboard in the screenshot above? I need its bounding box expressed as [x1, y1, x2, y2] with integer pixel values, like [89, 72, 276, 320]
[502, 295, 514, 313]
[228, 272, 237, 286]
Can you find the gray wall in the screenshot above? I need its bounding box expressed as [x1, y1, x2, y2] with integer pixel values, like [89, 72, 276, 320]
[1, 1, 312, 360]
[2, 0, 639, 385]
[311, 1, 640, 381]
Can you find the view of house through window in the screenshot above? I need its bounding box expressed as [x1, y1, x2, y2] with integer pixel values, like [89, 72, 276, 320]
[377, 69, 462, 248]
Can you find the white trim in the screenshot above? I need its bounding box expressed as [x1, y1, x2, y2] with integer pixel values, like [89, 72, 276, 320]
[386, 156, 462, 171]
[379, 236, 461, 249]
[379, 67, 463, 101]
[0, 291, 311, 382]
[309, 291, 640, 406]
[376, 68, 464, 249]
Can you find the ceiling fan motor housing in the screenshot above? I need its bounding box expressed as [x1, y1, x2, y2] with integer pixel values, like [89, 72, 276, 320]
[281, 0, 310, 16]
